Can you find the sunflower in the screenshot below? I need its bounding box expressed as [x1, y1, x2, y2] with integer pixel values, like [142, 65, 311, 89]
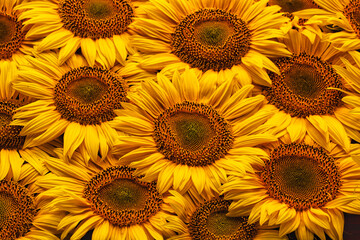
[0, 61, 64, 181]
[130, 0, 290, 87]
[15, 0, 147, 68]
[333, 50, 360, 143]
[0, 0, 35, 79]
[111, 68, 278, 198]
[259, 29, 357, 152]
[36, 150, 178, 239]
[11, 52, 139, 163]
[222, 138, 360, 240]
[0, 162, 64, 239]
[164, 191, 288, 240]
[295, 0, 360, 51]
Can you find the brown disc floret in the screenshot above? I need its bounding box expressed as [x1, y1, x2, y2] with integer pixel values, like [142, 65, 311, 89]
[261, 143, 341, 211]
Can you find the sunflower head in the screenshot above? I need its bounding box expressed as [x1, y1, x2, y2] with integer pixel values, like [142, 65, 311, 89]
[171, 8, 251, 72]
[58, 0, 134, 39]
[189, 198, 257, 239]
[83, 166, 163, 226]
[264, 53, 343, 117]
[261, 143, 341, 211]
[54, 66, 128, 125]
[153, 101, 234, 167]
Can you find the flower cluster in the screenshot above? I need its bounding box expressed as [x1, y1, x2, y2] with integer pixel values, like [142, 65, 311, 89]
[1, 0, 360, 239]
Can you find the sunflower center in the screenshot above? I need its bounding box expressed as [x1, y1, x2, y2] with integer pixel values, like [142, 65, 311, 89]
[84, 166, 163, 226]
[0, 13, 25, 60]
[59, 0, 134, 39]
[261, 144, 341, 211]
[268, 0, 318, 13]
[207, 211, 245, 237]
[0, 16, 15, 43]
[153, 102, 234, 167]
[98, 179, 148, 211]
[171, 9, 251, 72]
[0, 193, 16, 229]
[189, 199, 257, 239]
[67, 77, 108, 104]
[0, 180, 36, 239]
[0, 101, 25, 150]
[86, 0, 114, 19]
[275, 157, 326, 198]
[195, 21, 233, 47]
[0, 113, 11, 126]
[54, 67, 128, 125]
[284, 64, 324, 99]
[264, 53, 343, 117]
[170, 112, 214, 151]
[344, 0, 360, 37]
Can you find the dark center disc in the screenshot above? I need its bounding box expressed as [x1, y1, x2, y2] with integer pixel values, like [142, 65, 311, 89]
[98, 179, 148, 211]
[54, 66, 128, 125]
[171, 8, 251, 72]
[0, 180, 36, 239]
[263, 53, 343, 117]
[261, 143, 341, 211]
[169, 112, 215, 152]
[83, 166, 163, 227]
[283, 64, 324, 99]
[189, 199, 257, 240]
[153, 101, 234, 167]
[86, 0, 114, 19]
[58, 0, 134, 39]
[67, 77, 109, 104]
[0, 13, 25, 59]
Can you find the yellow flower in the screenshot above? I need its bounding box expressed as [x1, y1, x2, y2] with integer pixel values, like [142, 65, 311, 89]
[0, 61, 61, 180]
[130, 0, 290, 86]
[0, 0, 35, 80]
[296, 0, 360, 51]
[37, 151, 178, 240]
[333, 50, 360, 143]
[165, 190, 288, 240]
[222, 140, 360, 240]
[111, 68, 278, 198]
[15, 0, 144, 68]
[0, 163, 64, 239]
[11, 52, 138, 163]
[259, 29, 355, 152]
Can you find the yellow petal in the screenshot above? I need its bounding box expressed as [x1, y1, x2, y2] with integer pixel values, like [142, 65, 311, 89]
[92, 220, 110, 240]
[81, 38, 97, 67]
[157, 163, 175, 193]
[84, 125, 100, 162]
[64, 122, 86, 160]
[70, 216, 103, 240]
[306, 116, 330, 151]
[37, 29, 73, 52]
[279, 213, 300, 237]
[0, 150, 10, 180]
[287, 117, 306, 142]
[58, 36, 81, 65]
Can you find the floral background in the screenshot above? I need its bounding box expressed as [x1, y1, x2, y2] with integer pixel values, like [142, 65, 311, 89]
[1, 0, 360, 239]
